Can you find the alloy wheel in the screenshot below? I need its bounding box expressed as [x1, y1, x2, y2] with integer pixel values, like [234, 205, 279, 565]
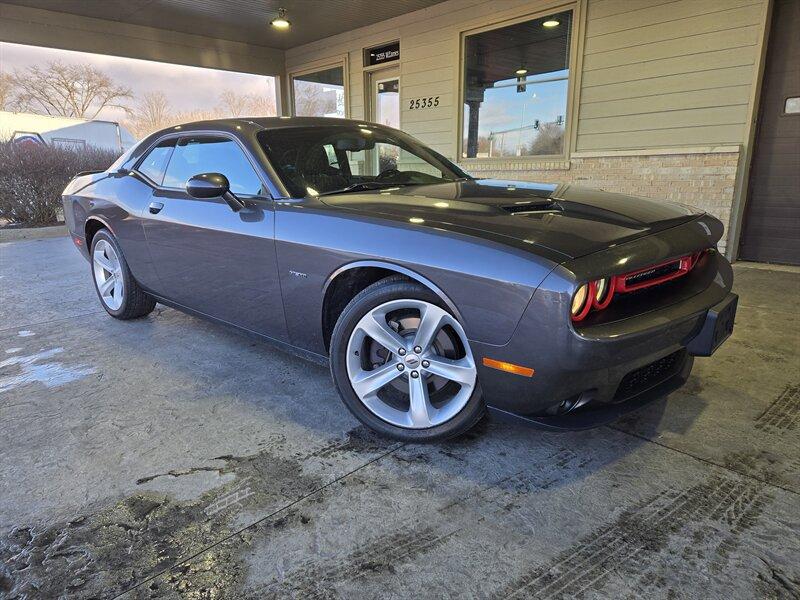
[345, 299, 477, 429]
[93, 239, 124, 310]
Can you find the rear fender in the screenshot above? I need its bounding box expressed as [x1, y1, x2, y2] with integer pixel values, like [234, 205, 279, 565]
[565, 214, 723, 283]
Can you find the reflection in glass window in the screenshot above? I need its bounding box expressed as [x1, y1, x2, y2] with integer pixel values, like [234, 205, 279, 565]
[292, 66, 346, 118]
[163, 136, 263, 195]
[462, 11, 572, 159]
[137, 138, 175, 185]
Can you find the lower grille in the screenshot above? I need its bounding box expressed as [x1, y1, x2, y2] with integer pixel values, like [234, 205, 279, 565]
[614, 349, 686, 401]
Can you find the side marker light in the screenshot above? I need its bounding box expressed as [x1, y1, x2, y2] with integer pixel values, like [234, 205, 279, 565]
[482, 357, 535, 377]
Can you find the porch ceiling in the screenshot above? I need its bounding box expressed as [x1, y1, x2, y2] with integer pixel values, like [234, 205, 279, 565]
[2, 0, 448, 49]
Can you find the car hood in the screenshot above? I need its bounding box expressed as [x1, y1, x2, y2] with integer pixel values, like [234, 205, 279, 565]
[319, 179, 702, 260]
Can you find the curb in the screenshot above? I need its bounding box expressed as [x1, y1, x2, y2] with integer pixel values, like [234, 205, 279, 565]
[0, 224, 68, 243]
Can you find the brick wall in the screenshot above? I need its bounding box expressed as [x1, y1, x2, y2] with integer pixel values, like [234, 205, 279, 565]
[460, 150, 741, 253]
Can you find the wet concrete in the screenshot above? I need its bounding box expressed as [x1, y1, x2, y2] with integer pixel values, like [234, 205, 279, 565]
[0, 237, 798, 599]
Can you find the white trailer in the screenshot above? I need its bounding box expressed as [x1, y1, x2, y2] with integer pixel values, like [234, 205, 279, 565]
[0, 111, 137, 152]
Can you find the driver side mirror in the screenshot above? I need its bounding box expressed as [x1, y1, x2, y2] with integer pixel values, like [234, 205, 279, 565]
[186, 173, 245, 212]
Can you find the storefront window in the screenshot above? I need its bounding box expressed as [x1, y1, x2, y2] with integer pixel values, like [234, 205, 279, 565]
[292, 66, 346, 118]
[462, 11, 572, 159]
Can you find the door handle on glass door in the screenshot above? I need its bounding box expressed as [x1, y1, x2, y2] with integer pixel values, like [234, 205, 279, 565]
[149, 202, 164, 214]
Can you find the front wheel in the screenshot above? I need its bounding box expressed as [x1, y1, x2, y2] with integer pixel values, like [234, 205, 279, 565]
[330, 277, 484, 442]
[90, 229, 156, 320]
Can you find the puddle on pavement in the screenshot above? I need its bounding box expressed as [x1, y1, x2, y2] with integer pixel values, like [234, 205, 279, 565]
[0, 347, 96, 393]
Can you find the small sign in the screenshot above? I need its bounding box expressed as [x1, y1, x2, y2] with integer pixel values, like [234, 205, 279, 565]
[365, 42, 400, 67]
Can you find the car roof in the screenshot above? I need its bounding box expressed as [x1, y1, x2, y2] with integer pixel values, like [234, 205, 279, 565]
[157, 116, 386, 136]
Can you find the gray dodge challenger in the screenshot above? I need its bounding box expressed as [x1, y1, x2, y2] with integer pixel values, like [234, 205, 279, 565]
[62, 117, 737, 442]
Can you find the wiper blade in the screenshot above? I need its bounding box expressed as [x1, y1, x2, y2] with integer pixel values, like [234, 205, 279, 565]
[319, 182, 414, 196]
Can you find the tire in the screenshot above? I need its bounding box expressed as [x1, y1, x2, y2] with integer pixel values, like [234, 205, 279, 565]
[90, 229, 156, 320]
[330, 276, 485, 442]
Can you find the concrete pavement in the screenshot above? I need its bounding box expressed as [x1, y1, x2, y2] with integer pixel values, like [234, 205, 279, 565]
[0, 236, 797, 599]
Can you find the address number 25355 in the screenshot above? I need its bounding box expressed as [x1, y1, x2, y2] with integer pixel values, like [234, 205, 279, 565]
[408, 96, 440, 110]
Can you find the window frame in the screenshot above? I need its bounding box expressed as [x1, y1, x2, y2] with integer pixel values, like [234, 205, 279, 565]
[288, 57, 349, 119]
[132, 130, 274, 200]
[456, 2, 581, 165]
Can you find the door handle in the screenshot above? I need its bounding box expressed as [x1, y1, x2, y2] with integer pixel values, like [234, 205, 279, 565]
[148, 202, 164, 214]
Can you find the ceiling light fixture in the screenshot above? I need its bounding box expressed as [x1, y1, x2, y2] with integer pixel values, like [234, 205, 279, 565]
[515, 68, 528, 76]
[543, 19, 560, 27]
[270, 7, 291, 29]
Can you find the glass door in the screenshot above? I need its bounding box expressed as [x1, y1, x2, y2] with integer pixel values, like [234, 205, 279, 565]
[368, 67, 400, 174]
[373, 74, 399, 128]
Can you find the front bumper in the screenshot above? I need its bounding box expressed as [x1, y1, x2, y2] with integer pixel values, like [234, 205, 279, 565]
[488, 351, 694, 430]
[473, 250, 735, 427]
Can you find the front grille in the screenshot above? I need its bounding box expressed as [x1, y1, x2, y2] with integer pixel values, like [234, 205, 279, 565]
[624, 260, 681, 287]
[614, 349, 686, 401]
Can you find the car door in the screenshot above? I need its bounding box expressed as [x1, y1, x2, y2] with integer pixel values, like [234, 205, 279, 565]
[140, 133, 287, 340]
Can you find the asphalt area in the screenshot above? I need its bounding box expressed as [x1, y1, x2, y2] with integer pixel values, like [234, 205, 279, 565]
[1, 236, 798, 599]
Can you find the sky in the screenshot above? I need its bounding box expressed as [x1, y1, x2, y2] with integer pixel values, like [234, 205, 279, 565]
[472, 71, 569, 134]
[0, 41, 276, 124]
[462, 70, 569, 156]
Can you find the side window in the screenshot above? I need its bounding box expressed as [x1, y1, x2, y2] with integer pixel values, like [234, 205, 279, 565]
[163, 136, 264, 196]
[322, 144, 339, 167]
[137, 138, 175, 185]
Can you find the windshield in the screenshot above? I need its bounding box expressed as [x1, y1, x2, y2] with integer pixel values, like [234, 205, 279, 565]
[257, 124, 471, 198]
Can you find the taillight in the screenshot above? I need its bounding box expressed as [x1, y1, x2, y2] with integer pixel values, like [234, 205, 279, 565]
[572, 250, 708, 324]
[593, 277, 614, 310]
[571, 282, 594, 322]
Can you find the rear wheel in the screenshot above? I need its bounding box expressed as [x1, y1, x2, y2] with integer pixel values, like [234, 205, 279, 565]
[91, 229, 156, 320]
[330, 277, 484, 442]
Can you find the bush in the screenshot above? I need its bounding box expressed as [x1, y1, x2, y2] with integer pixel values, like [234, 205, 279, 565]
[0, 142, 120, 226]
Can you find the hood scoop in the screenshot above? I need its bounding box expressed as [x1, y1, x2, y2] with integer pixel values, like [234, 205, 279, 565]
[501, 199, 559, 214]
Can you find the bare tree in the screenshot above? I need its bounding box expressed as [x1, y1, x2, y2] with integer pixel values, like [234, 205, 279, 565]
[218, 87, 277, 117]
[9, 62, 132, 119]
[129, 91, 172, 137]
[246, 92, 277, 116]
[0, 72, 15, 111]
[293, 82, 334, 117]
[528, 122, 565, 156]
[218, 90, 251, 117]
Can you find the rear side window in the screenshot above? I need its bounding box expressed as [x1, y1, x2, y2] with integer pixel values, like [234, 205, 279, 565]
[137, 138, 175, 185]
[163, 136, 264, 196]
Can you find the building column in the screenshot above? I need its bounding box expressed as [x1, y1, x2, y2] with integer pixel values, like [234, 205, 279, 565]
[466, 99, 481, 158]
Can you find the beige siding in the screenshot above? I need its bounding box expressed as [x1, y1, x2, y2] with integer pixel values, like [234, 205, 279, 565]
[578, 0, 768, 151]
[285, 0, 768, 157]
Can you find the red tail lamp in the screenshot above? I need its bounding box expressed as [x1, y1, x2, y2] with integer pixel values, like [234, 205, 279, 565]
[571, 250, 708, 323]
[570, 281, 595, 322]
[614, 252, 701, 293]
[593, 276, 615, 310]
